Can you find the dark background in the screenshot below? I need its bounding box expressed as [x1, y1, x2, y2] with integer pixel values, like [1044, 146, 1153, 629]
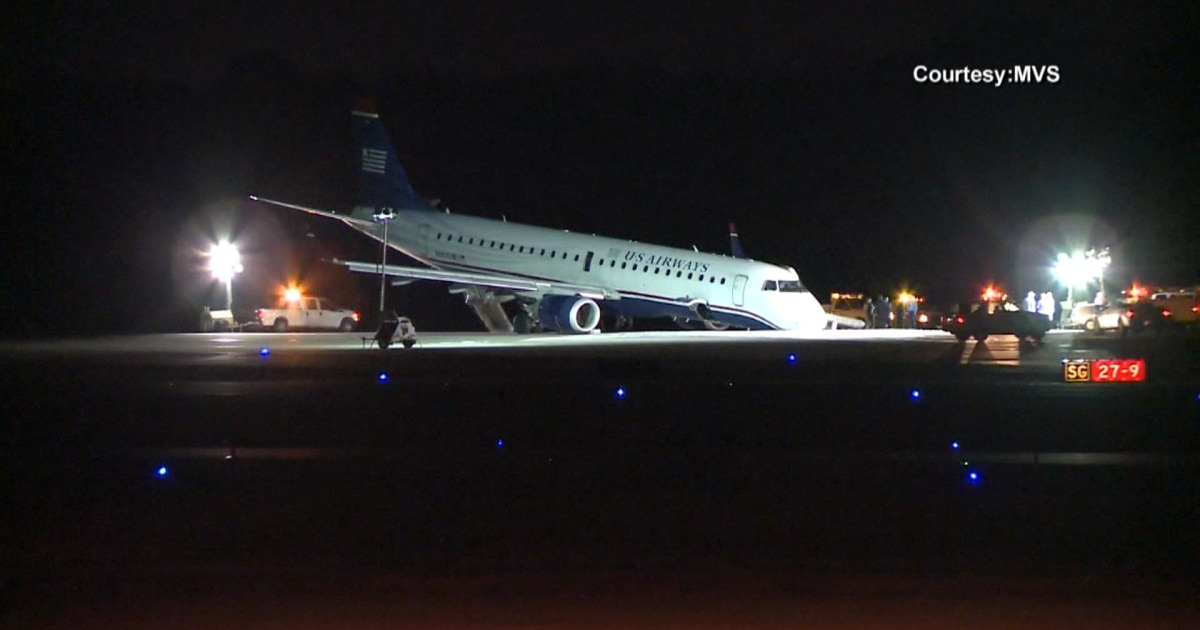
[3, 1, 1196, 335]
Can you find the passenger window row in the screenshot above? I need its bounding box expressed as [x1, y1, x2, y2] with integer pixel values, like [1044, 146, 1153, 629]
[435, 232, 726, 285]
[436, 232, 579, 262]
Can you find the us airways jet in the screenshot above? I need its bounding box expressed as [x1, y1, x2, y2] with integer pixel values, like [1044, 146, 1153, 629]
[251, 107, 841, 334]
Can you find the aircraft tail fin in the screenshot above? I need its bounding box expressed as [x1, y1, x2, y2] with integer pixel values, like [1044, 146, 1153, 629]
[729, 222, 747, 258]
[351, 100, 429, 220]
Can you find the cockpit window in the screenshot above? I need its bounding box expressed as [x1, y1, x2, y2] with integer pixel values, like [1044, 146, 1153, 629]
[777, 280, 807, 292]
[762, 280, 777, 291]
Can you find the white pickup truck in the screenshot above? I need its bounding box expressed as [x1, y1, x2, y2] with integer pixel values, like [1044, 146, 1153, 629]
[254, 297, 360, 332]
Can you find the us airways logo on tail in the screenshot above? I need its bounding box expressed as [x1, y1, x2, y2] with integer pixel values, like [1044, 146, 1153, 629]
[623, 250, 709, 273]
[361, 148, 387, 175]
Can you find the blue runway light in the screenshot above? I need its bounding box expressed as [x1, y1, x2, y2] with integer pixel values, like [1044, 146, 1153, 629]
[156, 466, 168, 478]
[951, 441, 960, 450]
[786, 352, 797, 364]
[910, 389, 921, 400]
[497, 439, 504, 448]
[967, 470, 981, 484]
[615, 386, 626, 399]
[259, 347, 270, 358]
[377, 371, 389, 383]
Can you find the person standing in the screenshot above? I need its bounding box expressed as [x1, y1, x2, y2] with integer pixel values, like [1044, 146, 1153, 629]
[875, 295, 890, 329]
[1024, 291, 1037, 312]
[1037, 291, 1055, 325]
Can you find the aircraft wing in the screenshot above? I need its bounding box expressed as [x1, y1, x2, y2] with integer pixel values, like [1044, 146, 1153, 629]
[334, 259, 619, 301]
[249, 196, 377, 228]
[827, 313, 868, 329]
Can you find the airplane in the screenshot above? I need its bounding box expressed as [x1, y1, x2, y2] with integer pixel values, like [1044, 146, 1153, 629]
[251, 105, 856, 334]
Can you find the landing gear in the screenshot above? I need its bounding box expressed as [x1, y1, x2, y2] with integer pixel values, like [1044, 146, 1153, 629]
[513, 311, 535, 334]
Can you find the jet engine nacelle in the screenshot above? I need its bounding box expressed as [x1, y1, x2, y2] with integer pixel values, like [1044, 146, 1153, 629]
[538, 295, 602, 333]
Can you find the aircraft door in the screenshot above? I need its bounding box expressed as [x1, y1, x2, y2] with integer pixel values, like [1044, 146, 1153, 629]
[733, 275, 748, 307]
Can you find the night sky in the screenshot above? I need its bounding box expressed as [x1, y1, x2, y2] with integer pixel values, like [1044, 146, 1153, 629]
[3, 2, 1196, 335]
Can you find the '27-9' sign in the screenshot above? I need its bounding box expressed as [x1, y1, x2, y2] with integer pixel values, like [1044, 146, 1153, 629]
[1063, 359, 1146, 383]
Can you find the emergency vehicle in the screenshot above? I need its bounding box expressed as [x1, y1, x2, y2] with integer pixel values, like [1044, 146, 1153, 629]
[1148, 287, 1199, 326]
[253, 288, 360, 332]
[822, 292, 870, 327]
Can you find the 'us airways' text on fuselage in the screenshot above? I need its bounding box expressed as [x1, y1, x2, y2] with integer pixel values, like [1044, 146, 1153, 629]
[622, 250, 710, 273]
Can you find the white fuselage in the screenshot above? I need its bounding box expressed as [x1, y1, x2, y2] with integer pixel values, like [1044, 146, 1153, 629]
[353, 210, 828, 331]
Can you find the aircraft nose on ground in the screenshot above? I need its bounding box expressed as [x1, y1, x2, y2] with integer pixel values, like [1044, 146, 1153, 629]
[788, 292, 828, 331]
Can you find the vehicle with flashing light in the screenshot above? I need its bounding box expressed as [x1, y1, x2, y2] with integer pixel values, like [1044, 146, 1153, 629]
[253, 290, 360, 332]
[1148, 288, 1199, 327]
[1117, 299, 1178, 336]
[822, 292, 869, 327]
[942, 294, 1051, 344]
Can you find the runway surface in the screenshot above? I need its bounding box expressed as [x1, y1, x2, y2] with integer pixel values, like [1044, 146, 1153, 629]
[1, 327, 1180, 371]
[5, 328, 966, 357]
[2, 328, 1199, 627]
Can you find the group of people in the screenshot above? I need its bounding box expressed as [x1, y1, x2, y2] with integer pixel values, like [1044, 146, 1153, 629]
[1024, 291, 1060, 326]
[863, 295, 919, 329]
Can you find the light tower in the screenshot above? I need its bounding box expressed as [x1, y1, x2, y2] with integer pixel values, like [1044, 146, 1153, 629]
[1090, 247, 1111, 301]
[1052, 252, 1087, 306]
[208, 240, 243, 310]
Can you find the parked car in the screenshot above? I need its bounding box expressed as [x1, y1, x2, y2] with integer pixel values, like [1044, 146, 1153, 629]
[1148, 289, 1198, 327]
[1119, 300, 1177, 336]
[942, 300, 1051, 344]
[1068, 303, 1125, 332]
[916, 303, 947, 330]
[254, 296, 360, 332]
